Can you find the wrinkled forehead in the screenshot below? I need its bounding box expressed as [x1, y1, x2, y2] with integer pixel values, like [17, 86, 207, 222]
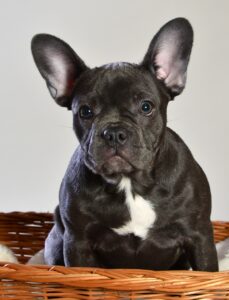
[73, 62, 161, 104]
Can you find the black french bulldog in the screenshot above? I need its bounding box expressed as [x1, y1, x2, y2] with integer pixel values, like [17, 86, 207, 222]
[31, 18, 218, 271]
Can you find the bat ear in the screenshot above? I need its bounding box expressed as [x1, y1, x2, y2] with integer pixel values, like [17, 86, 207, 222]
[31, 34, 88, 109]
[142, 18, 193, 99]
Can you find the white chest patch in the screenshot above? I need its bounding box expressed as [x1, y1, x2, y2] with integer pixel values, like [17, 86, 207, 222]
[112, 177, 156, 239]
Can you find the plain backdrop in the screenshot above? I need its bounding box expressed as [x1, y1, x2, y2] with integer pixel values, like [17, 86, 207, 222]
[0, 0, 228, 220]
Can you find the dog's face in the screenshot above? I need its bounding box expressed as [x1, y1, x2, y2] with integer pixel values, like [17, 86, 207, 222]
[71, 64, 168, 181]
[32, 18, 193, 182]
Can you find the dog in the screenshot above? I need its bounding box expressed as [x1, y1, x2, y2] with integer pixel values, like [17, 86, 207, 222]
[31, 18, 218, 271]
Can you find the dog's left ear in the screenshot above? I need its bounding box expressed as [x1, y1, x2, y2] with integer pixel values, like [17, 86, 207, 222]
[142, 18, 193, 99]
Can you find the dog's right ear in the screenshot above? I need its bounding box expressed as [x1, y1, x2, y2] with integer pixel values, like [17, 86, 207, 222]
[31, 34, 88, 109]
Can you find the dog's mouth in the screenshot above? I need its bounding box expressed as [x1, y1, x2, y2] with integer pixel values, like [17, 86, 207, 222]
[101, 155, 133, 175]
[86, 149, 134, 176]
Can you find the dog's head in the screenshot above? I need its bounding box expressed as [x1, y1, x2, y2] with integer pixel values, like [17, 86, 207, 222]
[31, 18, 193, 183]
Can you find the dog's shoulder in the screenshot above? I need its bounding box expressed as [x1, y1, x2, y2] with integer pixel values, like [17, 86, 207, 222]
[165, 127, 206, 172]
[164, 127, 211, 209]
[63, 146, 85, 184]
[166, 127, 191, 152]
[58, 146, 86, 205]
[60, 146, 104, 200]
[159, 128, 210, 192]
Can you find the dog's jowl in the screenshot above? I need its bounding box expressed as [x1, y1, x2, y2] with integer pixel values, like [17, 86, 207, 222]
[31, 18, 218, 271]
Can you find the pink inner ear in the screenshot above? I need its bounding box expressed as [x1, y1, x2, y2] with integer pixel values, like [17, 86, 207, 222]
[154, 50, 172, 81]
[154, 38, 178, 81]
[154, 47, 174, 80]
[45, 48, 76, 98]
[156, 67, 168, 80]
[154, 44, 186, 91]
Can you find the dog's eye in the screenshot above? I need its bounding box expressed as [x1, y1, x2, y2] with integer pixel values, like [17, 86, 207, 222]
[140, 101, 154, 116]
[79, 105, 94, 119]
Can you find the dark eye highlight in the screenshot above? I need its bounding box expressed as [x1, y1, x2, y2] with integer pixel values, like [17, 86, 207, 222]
[140, 100, 154, 116]
[79, 105, 94, 119]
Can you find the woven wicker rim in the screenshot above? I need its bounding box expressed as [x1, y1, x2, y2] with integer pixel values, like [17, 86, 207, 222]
[0, 264, 229, 292]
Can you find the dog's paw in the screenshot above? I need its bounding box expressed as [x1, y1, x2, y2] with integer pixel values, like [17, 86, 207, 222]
[0, 244, 18, 263]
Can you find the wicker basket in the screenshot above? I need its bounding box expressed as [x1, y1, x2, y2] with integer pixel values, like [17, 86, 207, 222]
[0, 212, 228, 299]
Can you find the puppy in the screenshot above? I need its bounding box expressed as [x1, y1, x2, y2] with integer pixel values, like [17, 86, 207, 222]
[31, 18, 218, 271]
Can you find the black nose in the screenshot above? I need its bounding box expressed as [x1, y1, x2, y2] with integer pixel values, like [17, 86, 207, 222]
[101, 127, 128, 146]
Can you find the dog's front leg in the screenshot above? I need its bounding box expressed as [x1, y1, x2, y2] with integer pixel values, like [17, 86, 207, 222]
[44, 225, 64, 265]
[186, 222, 218, 271]
[63, 229, 100, 267]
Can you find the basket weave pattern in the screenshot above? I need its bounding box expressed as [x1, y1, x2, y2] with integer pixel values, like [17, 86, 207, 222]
[0, 212, 229, 299]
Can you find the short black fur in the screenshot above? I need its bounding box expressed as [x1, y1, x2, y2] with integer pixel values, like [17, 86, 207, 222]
[32, 18, 218, 271]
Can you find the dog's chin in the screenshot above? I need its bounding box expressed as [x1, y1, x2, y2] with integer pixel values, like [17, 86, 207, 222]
[101, 156, 133, 175]
[85, 155, 133, 184]
[85, 151, 141, 184]
[99, 156, 133, 184]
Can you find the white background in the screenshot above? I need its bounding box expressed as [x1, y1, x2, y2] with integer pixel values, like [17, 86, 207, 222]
[0, 0, 228, 220]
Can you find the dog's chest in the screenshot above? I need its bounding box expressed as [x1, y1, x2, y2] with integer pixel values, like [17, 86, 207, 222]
[112, 178, 156, 239]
